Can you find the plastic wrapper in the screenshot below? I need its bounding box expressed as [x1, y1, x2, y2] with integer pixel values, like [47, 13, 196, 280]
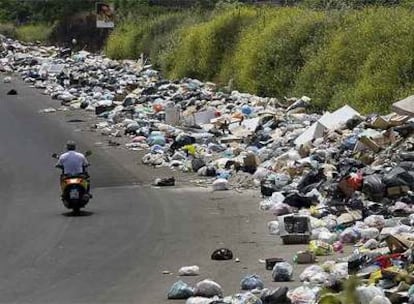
[308, 240, 333, 256]
[168, 280, 195, 299]
[331, 262, 348, 279]
[357, 286, 384, 304]
[186, 296, 216, 304]
[261, 287, 289, 304]
[240, 274, 264, 291]
[300, 265, 324, 282]
[267, 221, 280, 235]
[272, 262, 293, 282]
[212, 178, 229, 191]
[363, 239, 379, 249]
[311, 227, 330, 240]
[318, 231, 337, 244]
[364, 215, 386, 229]
[369, 296, 392, 304]
[340, 227, 361, 244]
[269, 202, 292, 216]
[270, 192, 286, 204]
[360, 228, 380, 240]
[194, 279, 223, 298]
[179, 265, 200, 276]
[224, 292, 262, 304]
[287, 286, 317, 304]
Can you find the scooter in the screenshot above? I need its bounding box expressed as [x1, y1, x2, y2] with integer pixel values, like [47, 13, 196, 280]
[52, 150, 92, 214]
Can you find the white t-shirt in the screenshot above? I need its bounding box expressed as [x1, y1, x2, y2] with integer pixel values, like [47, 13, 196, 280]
[57, 151, 88, 175]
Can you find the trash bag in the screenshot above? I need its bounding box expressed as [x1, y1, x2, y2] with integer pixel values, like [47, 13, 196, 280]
[383, 167, 414, 188]
[362, 175, 385, 202]
[283, 192, 313, 209]
[318, 231, 337, 244]
[212, 178, 229, 191]
[360, 228, 380, 240]
[225, 292, 263, 304]
[186, 296, 216, 304]
[154, 177, 175, 186]
[364, 215, 385, 230]
[356, 286, 384, 304]
[287, 286, 316, 304]
[369, 295, 392, 304]
[272, 262, 293, 282]
[240, 274, 264, 290]
[211, 248, 233, 260]
[297, 168, 326, 194]
[260, 287, 290, 304]
[168, 280, 195, 299]
[270, 202, 292, 216]
[308, 240, 333, 256]
[179, 265, 200, 276]
[192, 158, 206, 172]
[299, 265, 324, 282]
[194, 279, 223, 298]
[340, 227, 362, 244]
[267, 221, 280, 235]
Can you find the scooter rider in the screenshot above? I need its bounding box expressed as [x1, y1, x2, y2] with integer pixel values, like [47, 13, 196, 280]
[56, 140, 91, 196]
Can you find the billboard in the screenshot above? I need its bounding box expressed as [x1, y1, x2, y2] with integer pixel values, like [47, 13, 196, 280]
[96, 2, 114, 28]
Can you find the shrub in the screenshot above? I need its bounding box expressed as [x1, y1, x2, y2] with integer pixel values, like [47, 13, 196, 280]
[16, 23, 53, 42]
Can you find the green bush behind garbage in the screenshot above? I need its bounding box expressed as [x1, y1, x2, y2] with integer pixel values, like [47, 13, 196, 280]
[15, 23, 53, 43]
[154, 6, 414, 114]
[105, 11, 208, 62]
[0, 23, 16, 38]
[164, 8, 258, 82]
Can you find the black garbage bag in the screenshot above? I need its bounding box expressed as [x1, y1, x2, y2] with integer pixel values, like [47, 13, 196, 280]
[191, 158, 205, 172]
[211, 248, 233, 260]
[383, 167, 414, 188]
[124, 124, 140, 135]
[170, 135, 196, 151]
[261, 287, 290, 304]
[261, 180, 277, 197]
[394, 122, 414, 138]
[399, 152, 414, 161]
[337, 158, 365, 175]
[297, 168, 326, 194]
[362, 174, 386, 202]
[283, 192, 313, 209]
[399, 161, 414, 171]
[206, 166, 217, 177]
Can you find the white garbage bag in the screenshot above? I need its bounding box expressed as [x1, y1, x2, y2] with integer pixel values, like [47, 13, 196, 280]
[287, 286, 317, 304]
[212, 178, 229, 191]
[300, 265, 324, 282]
[186, 296, 216, 304]
[179, 265, 200, 276]
[357, 286, 384, 304]
[369, 295, 392, 304]
[267, 221, 280, 235]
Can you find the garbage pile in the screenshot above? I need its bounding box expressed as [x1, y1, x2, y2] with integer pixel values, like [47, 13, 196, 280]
[4, 35, 414, 303]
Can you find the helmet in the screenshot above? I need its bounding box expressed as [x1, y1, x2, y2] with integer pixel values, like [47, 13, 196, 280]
[66, 140, 76, 151]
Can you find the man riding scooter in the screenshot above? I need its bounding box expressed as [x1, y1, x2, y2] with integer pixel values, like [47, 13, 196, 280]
[55, 140, 92, 199]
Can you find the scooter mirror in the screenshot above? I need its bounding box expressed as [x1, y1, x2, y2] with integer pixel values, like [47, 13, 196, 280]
[51, 153, 58, 159]
[85, 150, 92, 157]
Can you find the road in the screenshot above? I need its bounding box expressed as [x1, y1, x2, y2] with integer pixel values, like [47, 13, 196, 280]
[0, 77, 292, 304]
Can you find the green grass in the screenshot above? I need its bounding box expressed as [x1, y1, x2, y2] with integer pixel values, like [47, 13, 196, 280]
[0, 22, 16, 38]
[16, 23, 53, 43]
[106, 6, 414, 114]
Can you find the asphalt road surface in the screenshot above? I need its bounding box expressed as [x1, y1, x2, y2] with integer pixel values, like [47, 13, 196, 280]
[0, 77, 346, 304]
[0, 78, 277, 304]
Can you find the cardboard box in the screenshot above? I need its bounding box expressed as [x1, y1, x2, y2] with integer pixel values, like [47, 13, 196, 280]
[295, 251, 316, 264]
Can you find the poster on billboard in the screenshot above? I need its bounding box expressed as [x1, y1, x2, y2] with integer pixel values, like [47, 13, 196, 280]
[96, 2, 114, 28]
